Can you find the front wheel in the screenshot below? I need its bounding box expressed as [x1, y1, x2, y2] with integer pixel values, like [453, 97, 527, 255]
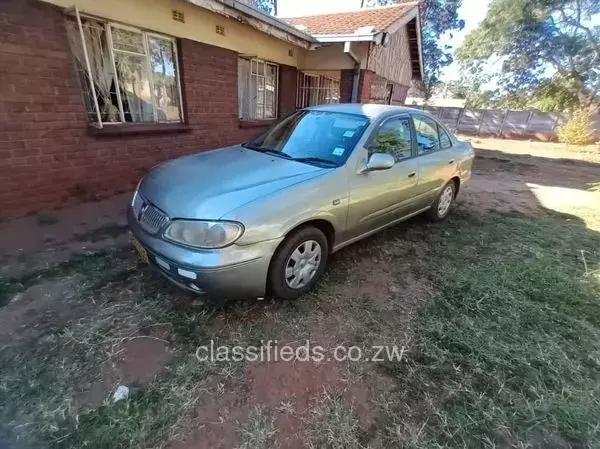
[426, 181, 455, 221]
[267, 226, 329, 300]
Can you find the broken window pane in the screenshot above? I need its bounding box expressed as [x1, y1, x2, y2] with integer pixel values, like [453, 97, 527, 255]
[115, 52, 154, 122]
[66, 17, 121, 123]
[112, 27, 145, 54]
[66, 16, 183, 125]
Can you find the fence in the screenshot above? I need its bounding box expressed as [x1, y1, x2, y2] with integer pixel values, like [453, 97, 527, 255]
[410, 106, 600, 140]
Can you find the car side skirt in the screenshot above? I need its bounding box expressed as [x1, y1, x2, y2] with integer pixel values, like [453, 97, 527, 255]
[332, 206, 431, 253]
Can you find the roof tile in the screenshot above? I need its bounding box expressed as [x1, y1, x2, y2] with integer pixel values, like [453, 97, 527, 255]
[283, 4, 417, 36]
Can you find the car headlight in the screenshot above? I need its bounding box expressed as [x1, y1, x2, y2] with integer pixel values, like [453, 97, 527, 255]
[163, 220, 244, 249]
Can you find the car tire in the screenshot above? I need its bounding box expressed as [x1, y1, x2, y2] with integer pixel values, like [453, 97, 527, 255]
[267, 226, 329, 300]
[426, 181, 456, 221]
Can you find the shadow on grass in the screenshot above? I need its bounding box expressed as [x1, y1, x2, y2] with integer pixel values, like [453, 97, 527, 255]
[375, 204, 600, 448]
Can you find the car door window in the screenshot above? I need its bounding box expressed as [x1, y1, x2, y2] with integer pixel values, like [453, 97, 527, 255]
[366, 117, 413, 162]
[439, 128, 452, 149]
[413, 116, 440, 155]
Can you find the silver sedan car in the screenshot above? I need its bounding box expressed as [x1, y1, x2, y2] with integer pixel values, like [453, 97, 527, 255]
[128, 104, 474, 300]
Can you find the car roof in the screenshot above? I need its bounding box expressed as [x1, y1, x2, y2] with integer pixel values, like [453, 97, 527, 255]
[306, 103, 426, 120]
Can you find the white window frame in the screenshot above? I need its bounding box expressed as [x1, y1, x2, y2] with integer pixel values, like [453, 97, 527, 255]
[67, 7, 184, 128]
[297, 72, 340, 109]
[239, 57, 279, 121]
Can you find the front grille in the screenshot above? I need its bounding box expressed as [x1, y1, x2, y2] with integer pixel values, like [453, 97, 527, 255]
[139, 204, 169, 234]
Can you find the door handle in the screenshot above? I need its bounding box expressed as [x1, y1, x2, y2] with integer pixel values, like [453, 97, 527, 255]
[408, 172, 416, 178]
[448, 159, 455, 164]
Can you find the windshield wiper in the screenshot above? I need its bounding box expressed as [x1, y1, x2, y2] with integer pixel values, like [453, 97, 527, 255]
[241, 144, 292, 159]
[292, 157, 339, 167]
[241, 142, 263, 151]
[261, 148, 293, 159]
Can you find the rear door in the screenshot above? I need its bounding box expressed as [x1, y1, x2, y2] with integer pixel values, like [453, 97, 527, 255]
[411, 114, 456, 205]
[345, 115, 420, 240]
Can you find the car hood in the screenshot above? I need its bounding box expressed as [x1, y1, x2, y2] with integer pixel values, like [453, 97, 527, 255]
[139, 145, 329, 219]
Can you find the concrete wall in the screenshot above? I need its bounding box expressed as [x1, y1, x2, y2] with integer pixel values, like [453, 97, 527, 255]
[42, 0, 304, 66]
[414, 106, 600, 140]
[299, 42, 370, 71]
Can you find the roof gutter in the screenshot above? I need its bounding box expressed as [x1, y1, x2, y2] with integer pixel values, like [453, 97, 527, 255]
[186, 0, 316, 48]
[313, 34, 376, 43]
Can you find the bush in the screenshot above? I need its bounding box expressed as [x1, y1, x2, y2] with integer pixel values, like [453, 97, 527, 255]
[558, 109, 595, 145]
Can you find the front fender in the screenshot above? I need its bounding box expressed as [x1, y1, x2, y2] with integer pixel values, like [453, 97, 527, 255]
[223, 168, 348, 246]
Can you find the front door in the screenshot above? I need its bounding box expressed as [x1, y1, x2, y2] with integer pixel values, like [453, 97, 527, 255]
[346, 116, 420, 240]
[385, 83, 394, 104]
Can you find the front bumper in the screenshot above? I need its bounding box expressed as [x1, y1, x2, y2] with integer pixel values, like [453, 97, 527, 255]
[127, 206, 282, 298]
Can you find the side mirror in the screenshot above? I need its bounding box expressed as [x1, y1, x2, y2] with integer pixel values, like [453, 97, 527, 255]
[359, 153, 395, 173]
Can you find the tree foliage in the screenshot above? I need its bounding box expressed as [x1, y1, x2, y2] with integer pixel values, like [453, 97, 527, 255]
[247, 0, 275, 14]
[364, 0, 465, 99]
[558, 109, 595, 145]
[457, 0, 600, 110]
[457, 71, 581, 111]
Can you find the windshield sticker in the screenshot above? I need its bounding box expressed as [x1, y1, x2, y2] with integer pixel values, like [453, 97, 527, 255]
[343, 130, 355, 138]
[332, 147, 345, 156]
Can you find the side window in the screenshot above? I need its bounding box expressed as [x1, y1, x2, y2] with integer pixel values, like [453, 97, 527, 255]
[367, 117, 413, 162]
[439, 127, 452, 149]
[413, 116, 440, 154]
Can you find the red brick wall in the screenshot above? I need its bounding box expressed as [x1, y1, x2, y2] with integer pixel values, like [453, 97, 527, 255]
[340, 69, 387, 104]
[357, 70, 374, 103]
[0, 0, 295, 217]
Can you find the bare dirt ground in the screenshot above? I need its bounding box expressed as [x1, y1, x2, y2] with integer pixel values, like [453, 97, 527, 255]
[1, 138, 599, 449]
[0, 193, 131, 278]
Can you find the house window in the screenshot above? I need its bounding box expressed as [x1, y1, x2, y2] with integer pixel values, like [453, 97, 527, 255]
[65, 13, 183, 126]
[297, 73, 340, 109]
[238, 57, 278, 120]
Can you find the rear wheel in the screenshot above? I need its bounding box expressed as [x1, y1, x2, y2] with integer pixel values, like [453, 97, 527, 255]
[268, 226, 329, 300]
[426, 181, 455, 221]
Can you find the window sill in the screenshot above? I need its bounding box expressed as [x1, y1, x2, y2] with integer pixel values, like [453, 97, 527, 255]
[88, 123, 190, 137]
[238, 119, 275, 129]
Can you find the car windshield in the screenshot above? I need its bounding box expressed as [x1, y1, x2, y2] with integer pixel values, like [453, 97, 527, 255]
[244, 110, 370, 167]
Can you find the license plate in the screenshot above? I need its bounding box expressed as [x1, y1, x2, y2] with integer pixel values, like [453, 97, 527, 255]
[132, 238, 149, 264]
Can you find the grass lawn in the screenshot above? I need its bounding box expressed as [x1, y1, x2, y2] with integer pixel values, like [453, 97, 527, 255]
[1, 146, 599, 449]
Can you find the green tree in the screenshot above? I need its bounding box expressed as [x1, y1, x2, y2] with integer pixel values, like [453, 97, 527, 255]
[248, 0, 276, 14]
[457, 0, 600, 111]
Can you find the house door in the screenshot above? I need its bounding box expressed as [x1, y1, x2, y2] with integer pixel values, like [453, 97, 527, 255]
[385, 83, 394, 104]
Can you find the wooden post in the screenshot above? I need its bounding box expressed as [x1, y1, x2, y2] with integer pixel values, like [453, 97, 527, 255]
[551, 113, 561, 132]
[498, 110, 509, 138]
[525, 110, 534, 136]
[477, 109, 485, 134]
[456, 107, 464, 133]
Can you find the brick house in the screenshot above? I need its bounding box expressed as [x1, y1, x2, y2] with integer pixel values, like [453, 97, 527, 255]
[0, 0, 423, 216]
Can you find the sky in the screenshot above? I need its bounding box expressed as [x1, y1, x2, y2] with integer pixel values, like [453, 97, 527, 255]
[437, 0, 492, 81]
[277, 0, 492, 82]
